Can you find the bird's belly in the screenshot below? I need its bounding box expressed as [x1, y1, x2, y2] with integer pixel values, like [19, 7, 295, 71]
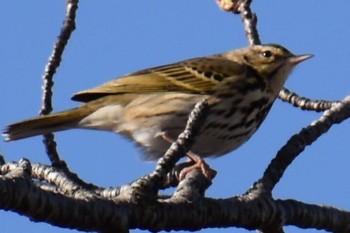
[120, 93, 204, 160]
[127, 114, 259, 160]
[119, 92, 273, 160]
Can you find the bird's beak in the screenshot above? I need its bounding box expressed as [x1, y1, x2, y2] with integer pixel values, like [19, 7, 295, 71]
[289, 54, 314, 65]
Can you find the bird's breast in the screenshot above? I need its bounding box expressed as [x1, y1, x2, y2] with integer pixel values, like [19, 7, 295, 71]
[191, 89, 274, 157]
[99, 90, 275, 160]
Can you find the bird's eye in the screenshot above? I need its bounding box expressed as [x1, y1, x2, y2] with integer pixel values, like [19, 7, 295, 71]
[262, 50, 273, 58]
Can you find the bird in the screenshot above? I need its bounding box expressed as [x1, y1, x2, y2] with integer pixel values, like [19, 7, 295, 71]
[3, 44, 312, 179]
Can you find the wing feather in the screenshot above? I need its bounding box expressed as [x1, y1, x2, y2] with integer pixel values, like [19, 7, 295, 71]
[72, 57, 244, 102]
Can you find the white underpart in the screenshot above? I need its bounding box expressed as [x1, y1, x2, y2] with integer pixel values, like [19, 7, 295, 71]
[78, 105, 124, 132]
[132, 129, 154, 147]
[125, 120, 178, 158]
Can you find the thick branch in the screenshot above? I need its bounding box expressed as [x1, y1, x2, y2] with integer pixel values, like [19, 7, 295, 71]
[2, 162, 350, 232]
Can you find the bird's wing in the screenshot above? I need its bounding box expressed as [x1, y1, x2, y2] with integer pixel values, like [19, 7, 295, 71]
[72, 57, 244, 102]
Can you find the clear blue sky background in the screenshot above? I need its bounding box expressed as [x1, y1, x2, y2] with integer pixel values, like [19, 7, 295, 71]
[1, 1, 350, 232]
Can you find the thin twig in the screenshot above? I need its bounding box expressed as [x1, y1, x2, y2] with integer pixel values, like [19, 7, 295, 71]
[239, 0, 261, 45]
[251, 94, 350, 194]
[215, 0, 261, 45]
[279, 88, 340, 112]
[40, 0, 79, 165]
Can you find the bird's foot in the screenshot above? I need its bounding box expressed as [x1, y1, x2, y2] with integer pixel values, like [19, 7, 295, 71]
[179, 151, 216, 181]
[160, 132, 216, 181]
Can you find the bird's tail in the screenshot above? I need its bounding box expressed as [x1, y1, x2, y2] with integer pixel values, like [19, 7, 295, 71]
[3, 106, 91, 142]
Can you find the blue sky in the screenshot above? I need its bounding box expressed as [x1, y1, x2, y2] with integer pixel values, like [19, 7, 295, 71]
[1, 1, 350, 232]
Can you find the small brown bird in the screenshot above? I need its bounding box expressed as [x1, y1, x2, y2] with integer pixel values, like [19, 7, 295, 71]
[3, 44, 312, 178]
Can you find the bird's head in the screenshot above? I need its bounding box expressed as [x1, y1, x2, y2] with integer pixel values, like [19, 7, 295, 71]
[243, 44, 313, 94]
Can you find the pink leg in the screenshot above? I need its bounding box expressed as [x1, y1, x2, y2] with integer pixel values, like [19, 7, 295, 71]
[161, 133, 216, 180]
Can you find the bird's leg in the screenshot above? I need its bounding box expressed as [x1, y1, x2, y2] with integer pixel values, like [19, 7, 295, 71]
[180, 150, 216, 181]
[160, 133, 216, 181]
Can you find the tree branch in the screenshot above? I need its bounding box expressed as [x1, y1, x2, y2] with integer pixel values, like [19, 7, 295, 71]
[2, 161, 350, 232]
[251, 94, 350, 194]
[40, 0, 79, 166]
[279, 88, 340, 112]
